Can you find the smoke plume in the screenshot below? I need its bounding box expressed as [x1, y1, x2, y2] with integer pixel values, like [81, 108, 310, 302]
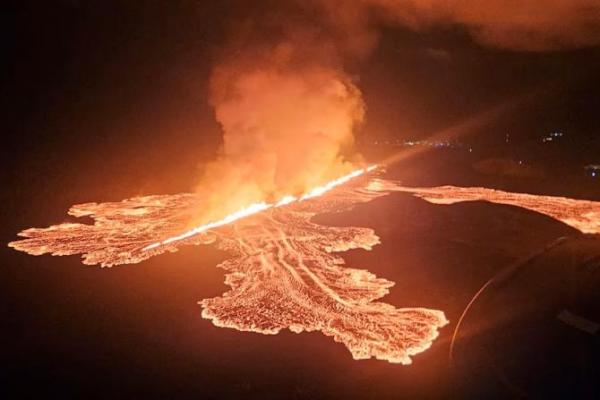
[194, 0, 599, 222]
[194, 5, 366, 222]
[366, 0, 600, 51]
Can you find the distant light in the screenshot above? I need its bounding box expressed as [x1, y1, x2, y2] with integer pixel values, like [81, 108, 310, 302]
[584, 164, 600, 176]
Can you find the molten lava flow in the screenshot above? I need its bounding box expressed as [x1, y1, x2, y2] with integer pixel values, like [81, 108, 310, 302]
[392, 185, 600, 234]
[8, 167, 448, 364]
[9, 175, 600, 364]
[143, 165, 378, 252]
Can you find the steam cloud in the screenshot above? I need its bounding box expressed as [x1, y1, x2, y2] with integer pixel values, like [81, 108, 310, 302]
[195, 0, 599, 222]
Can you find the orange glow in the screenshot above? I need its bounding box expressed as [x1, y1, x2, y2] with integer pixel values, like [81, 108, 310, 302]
[143, 165, 378, 251]
[8, 169, 451, 365]
[393, 185, 600, 234]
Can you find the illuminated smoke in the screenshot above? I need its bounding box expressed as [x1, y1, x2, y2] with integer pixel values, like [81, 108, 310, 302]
[350, 0, 600, 51]
[195, 0, 599, 223]
[195, 14, 366, 223]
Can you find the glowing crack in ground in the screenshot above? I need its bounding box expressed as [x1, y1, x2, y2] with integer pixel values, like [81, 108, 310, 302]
[9, 172, 447, 365]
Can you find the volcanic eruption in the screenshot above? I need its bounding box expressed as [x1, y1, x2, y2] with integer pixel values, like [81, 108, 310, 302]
[7, 0, 600, 366]
[9, 168, 452, 364]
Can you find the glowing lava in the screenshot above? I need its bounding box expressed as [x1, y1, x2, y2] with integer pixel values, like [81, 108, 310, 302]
[143, 165, 378, 251]
[394, 185, 600, 234]
[9, 173, 600, 364]
[8, 167, 447, 365]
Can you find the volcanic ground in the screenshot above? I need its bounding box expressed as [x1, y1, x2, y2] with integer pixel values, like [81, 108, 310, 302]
[8, 170, 600, 369]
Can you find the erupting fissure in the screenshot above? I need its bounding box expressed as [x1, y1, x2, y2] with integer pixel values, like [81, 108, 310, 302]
[143, 165, 378, 252]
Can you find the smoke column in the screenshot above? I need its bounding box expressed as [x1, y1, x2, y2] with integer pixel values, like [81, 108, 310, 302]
[192, 2, 368, 223]
[194, 0, 600, 223]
